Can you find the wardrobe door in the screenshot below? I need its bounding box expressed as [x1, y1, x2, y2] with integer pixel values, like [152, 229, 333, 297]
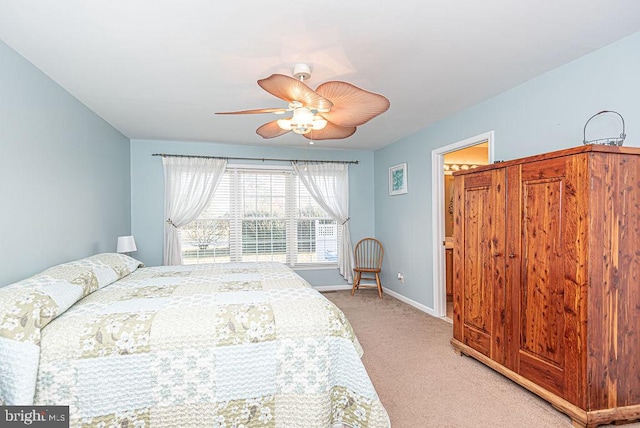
[453, 168, 506, 363]
[509, 156, 585, 406]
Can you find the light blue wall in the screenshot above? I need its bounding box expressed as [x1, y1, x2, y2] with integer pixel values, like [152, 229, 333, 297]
[5, 28, 637, 295]
[374, 31, 640, 310]
[130, 139, 374, 286]
[0, 41, 131, 287]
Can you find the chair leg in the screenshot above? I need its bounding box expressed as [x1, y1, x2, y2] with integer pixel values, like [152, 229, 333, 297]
[351, 271, 360, 295]
[376, 272, 383, 298]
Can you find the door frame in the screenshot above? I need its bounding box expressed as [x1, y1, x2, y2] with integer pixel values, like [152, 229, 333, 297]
[431, 131, 494, 317]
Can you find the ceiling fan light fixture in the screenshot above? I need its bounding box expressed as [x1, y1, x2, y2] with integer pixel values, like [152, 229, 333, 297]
[292, 107, 314, 124]
[312, 115, 327, 130]
[277, 107, 321, 134]
[276, 118, 293, 130]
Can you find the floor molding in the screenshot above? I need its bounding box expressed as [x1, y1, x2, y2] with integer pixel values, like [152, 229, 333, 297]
[316, 285, 445, 321]
[383, 288, 437, 317]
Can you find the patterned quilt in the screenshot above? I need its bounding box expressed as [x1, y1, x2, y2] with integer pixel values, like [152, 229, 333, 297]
[0, 254, 390, 427]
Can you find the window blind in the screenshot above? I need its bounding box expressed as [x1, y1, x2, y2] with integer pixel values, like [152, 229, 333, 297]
[179, 167, 339, 266]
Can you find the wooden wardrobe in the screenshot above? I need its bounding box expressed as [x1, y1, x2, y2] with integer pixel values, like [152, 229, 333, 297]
[451, 145, 640, 427]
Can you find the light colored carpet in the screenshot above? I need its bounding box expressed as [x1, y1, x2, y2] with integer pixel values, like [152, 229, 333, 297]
[323, 290, 640, 428]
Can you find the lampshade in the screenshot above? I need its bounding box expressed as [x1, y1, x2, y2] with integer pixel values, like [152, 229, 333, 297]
[277, 118, 293, 130]
[312, 115, 327, 130]
[116, 235, 137, 253]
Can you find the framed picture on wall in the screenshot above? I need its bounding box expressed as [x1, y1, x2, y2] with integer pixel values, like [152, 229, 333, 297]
[389, 163, 408, 195]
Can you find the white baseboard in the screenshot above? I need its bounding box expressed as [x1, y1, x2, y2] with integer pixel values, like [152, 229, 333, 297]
[314, 285, 443, 320]
[313, 284, 352, 292]
[382, 288, 437, 317]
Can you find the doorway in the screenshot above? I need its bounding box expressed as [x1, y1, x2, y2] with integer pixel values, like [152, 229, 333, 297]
[431, 131, 493, 319]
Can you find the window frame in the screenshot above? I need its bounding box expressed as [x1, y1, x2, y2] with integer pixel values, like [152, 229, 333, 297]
[180, 163, 339, 268]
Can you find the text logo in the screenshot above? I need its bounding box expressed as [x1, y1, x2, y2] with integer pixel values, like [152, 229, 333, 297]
[1, 406, 69, 427]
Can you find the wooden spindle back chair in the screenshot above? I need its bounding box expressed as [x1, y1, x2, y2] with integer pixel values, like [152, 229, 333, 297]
[351, 238, 384, 298]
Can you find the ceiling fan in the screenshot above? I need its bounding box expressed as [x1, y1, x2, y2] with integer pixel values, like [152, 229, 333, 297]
[216, 64, 390, 141]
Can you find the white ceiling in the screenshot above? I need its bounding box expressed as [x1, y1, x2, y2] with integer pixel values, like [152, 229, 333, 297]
[1, 1, 639, 151]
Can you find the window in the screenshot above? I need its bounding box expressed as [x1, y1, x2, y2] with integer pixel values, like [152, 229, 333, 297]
[179, 167, 339, 266]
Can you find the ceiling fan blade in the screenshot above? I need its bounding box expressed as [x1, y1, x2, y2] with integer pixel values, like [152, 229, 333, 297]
[216, 108, 287, 115]
[315, 81, 390, 127]
[258, 74, 333, 110]
[303, 120, 357, 140]
[256, 120, 292, 139]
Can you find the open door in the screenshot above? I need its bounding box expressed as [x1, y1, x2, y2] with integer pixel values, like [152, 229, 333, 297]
[431, 132, 493, 318]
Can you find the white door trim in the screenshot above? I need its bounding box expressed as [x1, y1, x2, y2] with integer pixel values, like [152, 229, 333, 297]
[431, 131, 494, 317]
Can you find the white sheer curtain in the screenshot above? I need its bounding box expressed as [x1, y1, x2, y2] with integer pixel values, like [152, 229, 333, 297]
[292, 161, 354, 283]
[162, 157, 227, 265]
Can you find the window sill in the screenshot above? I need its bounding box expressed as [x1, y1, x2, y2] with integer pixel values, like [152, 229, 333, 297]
[292, 264, 338, 271]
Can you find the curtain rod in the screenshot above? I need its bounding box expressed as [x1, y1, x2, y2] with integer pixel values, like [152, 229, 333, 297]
[152, 153, 359, 165]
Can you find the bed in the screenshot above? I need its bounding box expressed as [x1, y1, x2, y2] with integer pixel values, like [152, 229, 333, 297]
[0, 253, 390, 427]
